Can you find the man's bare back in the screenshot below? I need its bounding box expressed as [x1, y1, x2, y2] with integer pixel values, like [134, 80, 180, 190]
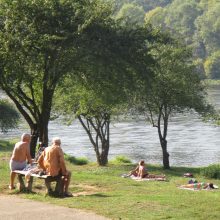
[11, 141, 32, 162]
[9, 133, 32, 189]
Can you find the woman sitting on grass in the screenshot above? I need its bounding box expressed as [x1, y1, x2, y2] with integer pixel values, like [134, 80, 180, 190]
[128, 160, 166, 180]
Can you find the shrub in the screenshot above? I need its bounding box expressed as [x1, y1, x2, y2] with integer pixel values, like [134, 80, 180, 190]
[64, 154, 89, 165]
[200, 164, 220, 179]
[110, 155, 132, 164]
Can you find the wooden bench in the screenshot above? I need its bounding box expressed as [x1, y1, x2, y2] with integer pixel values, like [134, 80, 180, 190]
[14, 170, 64, 196]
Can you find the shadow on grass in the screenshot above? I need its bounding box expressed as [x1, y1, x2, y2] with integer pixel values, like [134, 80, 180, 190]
[10, 189, 38, 195]
[87, 193, 110, 198]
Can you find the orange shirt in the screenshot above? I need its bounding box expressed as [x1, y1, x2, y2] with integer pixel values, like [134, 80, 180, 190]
[37, 144, 67, 176]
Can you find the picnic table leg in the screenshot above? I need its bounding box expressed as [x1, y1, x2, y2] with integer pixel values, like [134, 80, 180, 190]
[26, 176, 33, 191]
[55, 176, 64, 196]
[17, 174, 25, 191]
[45, 179, 52, 194]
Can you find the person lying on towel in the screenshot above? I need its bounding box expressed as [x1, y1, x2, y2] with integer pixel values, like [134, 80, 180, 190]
[179, 182, 218, 190]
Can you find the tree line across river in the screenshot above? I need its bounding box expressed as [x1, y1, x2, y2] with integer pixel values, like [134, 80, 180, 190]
[114, 0, 220, 79]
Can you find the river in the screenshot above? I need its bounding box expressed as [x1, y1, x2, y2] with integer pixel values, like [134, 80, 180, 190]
[1, 85, 220, 167]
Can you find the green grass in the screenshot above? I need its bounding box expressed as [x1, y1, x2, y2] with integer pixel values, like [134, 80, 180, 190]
[64, 153, 89, 165]
[1, 140, 220, 219]
[109, 155, 132, 164]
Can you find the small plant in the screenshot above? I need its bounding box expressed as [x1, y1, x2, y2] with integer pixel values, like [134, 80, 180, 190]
[64, 154, 89, 165]
[110, 155, 132, 164]
[200, 164, 220, 179]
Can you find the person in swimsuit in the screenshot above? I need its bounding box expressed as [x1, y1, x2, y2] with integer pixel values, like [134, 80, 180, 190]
[128, 160, 166, 180]
[179, 182, 216, 190]
[9, 133, 33, 189]
[128, 160, 148, 178]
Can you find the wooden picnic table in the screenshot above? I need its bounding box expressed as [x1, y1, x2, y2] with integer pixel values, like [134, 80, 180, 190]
[13, 169, 64, 196]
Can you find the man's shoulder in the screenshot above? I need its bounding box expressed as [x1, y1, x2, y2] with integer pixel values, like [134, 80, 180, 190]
[15, 141, 27, 148]
[46, 145, 61, 152]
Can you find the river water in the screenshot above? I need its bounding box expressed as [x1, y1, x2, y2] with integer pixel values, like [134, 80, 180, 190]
[1, 86, 220, 167]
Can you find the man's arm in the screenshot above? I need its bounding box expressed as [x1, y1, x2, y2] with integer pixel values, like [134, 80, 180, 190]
[37, 151, 45, 170]
[58, 148, 67, 175]
[26, 143, 33, 164]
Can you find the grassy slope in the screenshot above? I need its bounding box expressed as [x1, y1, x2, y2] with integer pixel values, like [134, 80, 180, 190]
[1, 140, 220, 220]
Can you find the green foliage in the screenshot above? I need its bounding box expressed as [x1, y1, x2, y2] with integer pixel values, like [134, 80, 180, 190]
[114, 0, 172, 12]
[204, 51, 220, 79]
[164, 0, 202, 38]
[0, 139, 15, 153]
[0, 99, 20, 132]
[132, 38, 211, 168]
[195, 2, 220, 53]
[64, 154, 89, 165]
[200, 164, 220, 179]
[0, 0, 98, 146]
[144, 42, 208, 114]
[115, 3, 145, 27]
[115, 0, 220, 79]
[110, 155, 132, 164]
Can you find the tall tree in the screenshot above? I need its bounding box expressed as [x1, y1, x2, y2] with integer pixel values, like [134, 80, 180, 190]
[0, 0, 101, 157]
[54, 21, 154, 165]
[134, 41, 209, 169]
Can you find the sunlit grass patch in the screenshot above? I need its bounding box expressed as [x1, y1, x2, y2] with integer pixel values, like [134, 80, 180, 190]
[109, 155, 132, 164]
[64, 154, 89, 165]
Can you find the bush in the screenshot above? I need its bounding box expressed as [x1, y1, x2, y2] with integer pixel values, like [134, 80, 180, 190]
[64, 154, 89, 165]
[200, 164, 220, 179]
[0, 99, 20, 132]
[110, 155, 132, 164]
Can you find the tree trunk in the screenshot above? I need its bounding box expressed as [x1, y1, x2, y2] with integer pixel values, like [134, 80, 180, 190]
[29, 123, 39, 158]
[38, 87, 54, 147]
[78, 113, 110, 166]
[157, 105, 170, 169]
[97, 134, 109, 166]
[38, 121, 49, 147]
[161, 139, 170, 169]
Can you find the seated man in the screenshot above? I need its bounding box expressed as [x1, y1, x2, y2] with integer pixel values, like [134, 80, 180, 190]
[37, 137, 72, 197]
[9, 133, 33, 189]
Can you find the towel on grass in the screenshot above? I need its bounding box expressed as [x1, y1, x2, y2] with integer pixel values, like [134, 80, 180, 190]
[121, 174, 166, 181]
[178, 186, 218, 191]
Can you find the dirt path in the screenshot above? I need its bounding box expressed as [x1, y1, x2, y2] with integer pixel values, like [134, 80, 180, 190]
[0, 195, 109, 220]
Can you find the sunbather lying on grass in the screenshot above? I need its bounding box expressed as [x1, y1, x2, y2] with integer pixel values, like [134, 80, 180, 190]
[179, 182, 218, 190]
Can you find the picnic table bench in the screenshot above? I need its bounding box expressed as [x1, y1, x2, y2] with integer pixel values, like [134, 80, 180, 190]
[14, 170, 64, 196]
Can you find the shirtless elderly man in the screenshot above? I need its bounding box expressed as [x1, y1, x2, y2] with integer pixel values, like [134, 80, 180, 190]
[9, 133, 33, 189]
[37, 137, 72, 197]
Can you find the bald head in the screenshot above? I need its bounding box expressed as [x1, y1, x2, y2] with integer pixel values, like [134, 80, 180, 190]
[52, 137, 61, 146]
[21, 133, 31, 142]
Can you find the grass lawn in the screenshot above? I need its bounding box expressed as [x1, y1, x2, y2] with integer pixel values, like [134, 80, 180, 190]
[1, 139, 220, 220]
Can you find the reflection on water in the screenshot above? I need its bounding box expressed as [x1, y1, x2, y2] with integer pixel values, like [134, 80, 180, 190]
[1, 86, 220, 167]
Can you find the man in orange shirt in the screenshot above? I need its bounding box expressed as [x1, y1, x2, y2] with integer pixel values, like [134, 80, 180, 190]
[38, 137, 72, 197]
